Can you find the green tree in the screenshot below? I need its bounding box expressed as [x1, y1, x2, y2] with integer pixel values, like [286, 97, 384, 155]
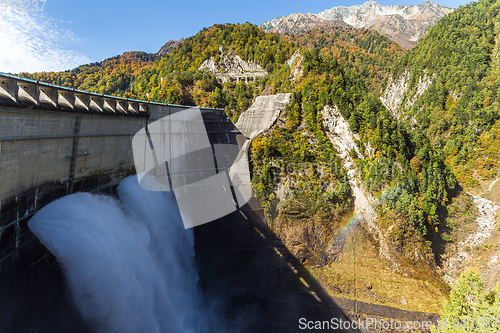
[437, 270, 500, 332]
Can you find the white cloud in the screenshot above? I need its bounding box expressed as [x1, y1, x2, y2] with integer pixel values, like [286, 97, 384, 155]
[0, 10, 91, 73]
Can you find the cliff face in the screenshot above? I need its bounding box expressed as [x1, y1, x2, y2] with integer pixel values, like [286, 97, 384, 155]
[199, 49, 268, 83]
[260, 1, 454, 49]
[320, 105, 390, 262]
[267, 102, 434, 271]
[286, 50, 303, 82]
[380, 71, 410, 119]
[200, 52, 264, 75]
[381, 70, 433, 120]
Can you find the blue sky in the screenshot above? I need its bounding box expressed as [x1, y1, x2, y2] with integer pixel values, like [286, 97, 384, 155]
[0, 0, 473, 73]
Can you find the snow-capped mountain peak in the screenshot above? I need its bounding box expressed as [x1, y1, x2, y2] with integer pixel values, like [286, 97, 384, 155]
[260, 1, 454, 49]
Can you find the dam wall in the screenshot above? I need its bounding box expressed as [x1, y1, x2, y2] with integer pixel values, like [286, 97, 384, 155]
[0, 74, 236, 331]
[0, 72, 233, 245]
[0, 104, 233, 235]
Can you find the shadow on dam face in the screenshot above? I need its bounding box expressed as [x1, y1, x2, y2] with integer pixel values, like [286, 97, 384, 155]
[0, 219, 91, 333]
[0, 194, 353, 333]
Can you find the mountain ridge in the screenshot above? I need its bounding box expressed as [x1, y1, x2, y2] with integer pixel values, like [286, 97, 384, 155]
[156, 39, 185, 58]
[260, 1, 454, 49]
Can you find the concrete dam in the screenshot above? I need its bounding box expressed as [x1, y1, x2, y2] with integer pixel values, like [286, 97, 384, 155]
[0, 74, 438, 332]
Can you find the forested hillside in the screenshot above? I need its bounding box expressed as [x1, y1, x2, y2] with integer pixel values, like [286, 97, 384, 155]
[388, 0, 500, 187]
[130, 23, 297, 121]
[19, 52, 155, 96]
[291, 26, 407, 91]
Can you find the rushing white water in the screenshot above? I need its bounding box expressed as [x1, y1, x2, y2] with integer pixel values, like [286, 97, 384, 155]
[28, 176, 212, 333]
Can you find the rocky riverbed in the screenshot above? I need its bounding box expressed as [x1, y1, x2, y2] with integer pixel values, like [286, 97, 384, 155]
[443, 187, 500, 286]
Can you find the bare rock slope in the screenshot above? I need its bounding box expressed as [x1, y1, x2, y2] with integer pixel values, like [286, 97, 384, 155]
[380, 70, 433, 119]
[443, 191, 500, 286]
[199, 48, 268, 83]
[156, 39, 184, 58]
[286, 50, 303, 81]
[321, 105, 391, 262]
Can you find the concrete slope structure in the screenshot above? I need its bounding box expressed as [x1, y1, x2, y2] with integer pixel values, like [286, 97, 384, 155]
[235, 93, 292, 140]
[224, 93, 293, 224]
